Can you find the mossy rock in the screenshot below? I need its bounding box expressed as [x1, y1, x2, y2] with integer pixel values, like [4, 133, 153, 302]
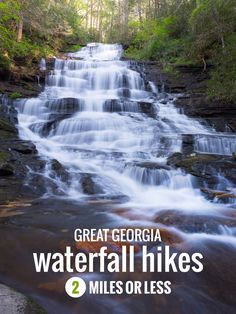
[0, 118, 17, 134]
[0, 151, 8, 163]
[176, 154, 219, 168]
[0, 151, 13, 176]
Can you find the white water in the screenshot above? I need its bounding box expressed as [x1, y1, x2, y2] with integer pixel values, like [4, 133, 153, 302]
[16, 43, 235, 213]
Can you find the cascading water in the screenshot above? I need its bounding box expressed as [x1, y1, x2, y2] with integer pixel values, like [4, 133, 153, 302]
[15, 43, 235, 211]
[4, 43, 236, 314]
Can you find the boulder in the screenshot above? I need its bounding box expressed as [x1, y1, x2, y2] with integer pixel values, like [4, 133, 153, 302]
[167, 152, 236, 187]
[0, 118, 18, 134]
[138, 101, 156, 118]
[11, 141, 37, 155]
[79, 173, 104, 195]
[167, 152, 184, 167]
[50, 159, 70, 182]
[201, 188, 236, 201]
[29, 114, 71, 137]
[0, 163, 14, 176]
[154, 210, 236, 233]
[0, 283, 46, 314]
[0, 150, 13, 176]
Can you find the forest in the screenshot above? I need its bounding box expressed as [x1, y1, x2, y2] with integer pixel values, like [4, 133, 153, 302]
[0, 0, 236, 101]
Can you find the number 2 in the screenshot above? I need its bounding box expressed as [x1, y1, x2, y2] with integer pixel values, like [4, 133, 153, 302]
[72, 280, 79, 294]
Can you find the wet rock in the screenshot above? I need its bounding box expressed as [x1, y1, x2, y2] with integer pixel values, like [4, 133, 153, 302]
[175, 96, 236, 118]
[122, 73, 129, 88]
[167, 152, 236, 187]
[79, 173, 104, 195]
[0, 98, 18, 142]
[10, 141, 37, 155]
[201, 188, 236, 201]
[144, 62, 236, 129]
[182, 134, 194, 154]
[50, 159, 70, 182]
[205, 118, 230, 132]
[0, 100, 18, 125]
[88, 194, 130, 204]
[135, 162, 170, 170]
[112, 207, 153, 222]
[160, 100, 167, 104]
[0, 118, 17, 135]
[167, 152, 184, 166]
[0, 97, 53, 203]
[0, 150, 13, 176]
[103, 99, 122, 112]
[29, 121, 55, 137]
[228, 120, 236, 132]
[0, 283, 46, 314]
[138, 101, 156, 118]
[29, 114, 71, 137]
[232, 152, 236, 160]
[118, 88, 131, 98]
[0, 163, 14, 176]
[154, 210, 236, 234]
[103, 99, 156, 117]
[103, 99, 139, 113]
[158, 227, 183, 246]
[45, 98, 81, 113]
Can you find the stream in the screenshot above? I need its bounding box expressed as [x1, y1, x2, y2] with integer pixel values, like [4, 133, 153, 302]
[0, 43, 236, 313]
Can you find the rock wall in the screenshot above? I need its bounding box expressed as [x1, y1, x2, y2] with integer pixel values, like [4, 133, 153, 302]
[144, 62, 236, 132]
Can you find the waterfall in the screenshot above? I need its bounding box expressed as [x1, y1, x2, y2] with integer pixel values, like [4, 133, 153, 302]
[194, 134, 236, 156]
[15, 43, 232, 211]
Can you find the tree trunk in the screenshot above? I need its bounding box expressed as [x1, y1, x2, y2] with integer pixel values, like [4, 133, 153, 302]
[138, 0, 142, 24]
[17, 17, 23, 42]
[202, 57, 207, 72]
[123, 0, 129, 42]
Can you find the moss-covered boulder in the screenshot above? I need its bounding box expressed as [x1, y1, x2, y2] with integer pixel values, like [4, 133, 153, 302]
[0, 151, 13, 176]
[167, 152, 236, 187]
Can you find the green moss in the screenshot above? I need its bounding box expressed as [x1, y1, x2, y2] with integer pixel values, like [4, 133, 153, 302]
[0, 151, 8, 163]
[9, 92, 22, 100]
[177, 155, 218, 167]
[63, 44, 82, 53]
[162, 63, 179, 76]
[0, 118, 16, 133]
[0, 55, 11, 70]
[0, 130, 17, 139]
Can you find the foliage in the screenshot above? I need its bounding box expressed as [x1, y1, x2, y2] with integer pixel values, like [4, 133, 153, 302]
[0, 0, 88, 67]
[9, 92, 22, 99]
[0, 0, 236, 102]
[126, 17, 186, 62]
[207, 43, 236, 101]
[125, 0, 236, 102]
